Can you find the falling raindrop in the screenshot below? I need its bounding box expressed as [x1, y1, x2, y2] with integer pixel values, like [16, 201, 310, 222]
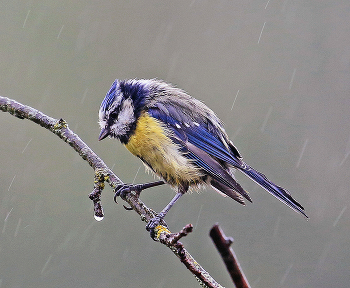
[22, 10, 30, 28]
[296, 139, 308, 168]
[289, 68, 297, 90]
[81, 88, 89, 104]
[8, 175, 16, 191]
[339, 151, 350, 167]
[260, 106, 273, 132]
[280, 263, 293, 284]
[1, 222, 7, 234]
[194, 204, 203, 229]
[132, 165, 142, 184]
[257, 22, 266, 44]
[22, 138, 32, 153]
[333, 206, 347, 227]
[5, 208, 13, 220]
[230, 90, 240, 111]
[41, 254, 52, 275]
[57, 25, 64, 39]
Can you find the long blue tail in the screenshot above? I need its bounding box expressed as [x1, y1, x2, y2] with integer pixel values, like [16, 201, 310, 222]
[239, 164, 308, 218]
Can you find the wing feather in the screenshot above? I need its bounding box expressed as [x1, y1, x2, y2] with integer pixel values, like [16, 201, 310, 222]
[147, 100, 307, 217]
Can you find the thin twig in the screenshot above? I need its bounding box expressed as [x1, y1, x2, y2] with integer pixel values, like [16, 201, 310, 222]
[0, 96, 224, 288]
[210, 224, 251, 288]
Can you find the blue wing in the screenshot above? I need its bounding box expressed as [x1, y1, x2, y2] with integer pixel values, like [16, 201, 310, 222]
[148, 106, 251, 202]
[186, 123, 306, 216]
[148, 104, 307, 217]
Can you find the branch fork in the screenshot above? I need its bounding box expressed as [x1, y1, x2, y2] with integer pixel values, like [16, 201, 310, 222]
[1, 96, 250, 288]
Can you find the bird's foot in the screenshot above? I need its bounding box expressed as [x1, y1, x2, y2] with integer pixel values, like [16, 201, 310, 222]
[146, 213, 168, 240]
[114, 184, 133, 202]
[114, 181, 165, 202]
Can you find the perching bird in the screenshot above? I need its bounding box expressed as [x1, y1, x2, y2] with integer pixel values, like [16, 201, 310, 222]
[98, 79, 307, 236]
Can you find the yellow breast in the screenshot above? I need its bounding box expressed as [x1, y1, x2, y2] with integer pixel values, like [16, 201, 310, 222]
[124, 112, 201, 186]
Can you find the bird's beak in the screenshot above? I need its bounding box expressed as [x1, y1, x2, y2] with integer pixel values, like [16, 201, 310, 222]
[98, 128, 110, 141]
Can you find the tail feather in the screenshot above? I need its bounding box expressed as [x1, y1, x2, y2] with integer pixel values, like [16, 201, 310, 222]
[239, 164, 308, 218]
[210, 178, 246, 205]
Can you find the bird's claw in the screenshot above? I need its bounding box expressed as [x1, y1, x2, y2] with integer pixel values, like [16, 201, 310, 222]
[114, 182, 164, 203]
[114, 184, 133, 202]
[146, 215, 168, 240]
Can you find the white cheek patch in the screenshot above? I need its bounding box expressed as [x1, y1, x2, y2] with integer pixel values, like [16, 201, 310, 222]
[112, 98, 135, 135]
[118, 98, 135, 124]
[98, 109, 107, 129]
[99, 120, 107, 130]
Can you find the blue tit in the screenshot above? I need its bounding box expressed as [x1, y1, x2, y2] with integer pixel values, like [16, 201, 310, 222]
[98, 79, 307, 235]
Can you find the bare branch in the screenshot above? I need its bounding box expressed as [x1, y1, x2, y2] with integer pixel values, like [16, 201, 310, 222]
[0, 96, 224, 288]
[210, 224, 251, 288]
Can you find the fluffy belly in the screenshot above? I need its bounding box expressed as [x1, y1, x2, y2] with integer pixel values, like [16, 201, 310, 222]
[124, 112, 202, 186]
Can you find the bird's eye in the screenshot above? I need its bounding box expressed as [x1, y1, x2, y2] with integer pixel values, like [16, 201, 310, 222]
[110, 112, 118, 120]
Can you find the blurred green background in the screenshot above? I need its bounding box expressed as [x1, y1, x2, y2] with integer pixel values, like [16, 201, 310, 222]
[1, 1, 349, 287]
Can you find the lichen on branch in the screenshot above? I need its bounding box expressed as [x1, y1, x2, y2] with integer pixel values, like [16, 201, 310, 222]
[0, 95, 224, 288]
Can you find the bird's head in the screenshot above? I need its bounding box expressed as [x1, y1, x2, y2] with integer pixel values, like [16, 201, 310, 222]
[98, 79, 150, 143]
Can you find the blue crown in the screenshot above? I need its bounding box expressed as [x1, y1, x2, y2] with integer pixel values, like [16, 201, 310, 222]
[101, 79, 119, 111]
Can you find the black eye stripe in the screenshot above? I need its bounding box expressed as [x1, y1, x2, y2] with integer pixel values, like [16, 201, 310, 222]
[108, 103, 121, 117]
[109, 111, 118, 120]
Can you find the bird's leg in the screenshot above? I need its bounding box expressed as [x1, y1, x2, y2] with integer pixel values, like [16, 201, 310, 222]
[114, 180, 165, 202]
[156, 191, 183, 220]
[146, 188, 185, 240]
